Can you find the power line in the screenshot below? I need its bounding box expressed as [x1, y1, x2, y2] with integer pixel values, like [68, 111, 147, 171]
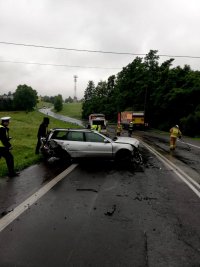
[1, 41, 200, 59]
[0, 60, 121, 70]
[0, 41, 143, 55]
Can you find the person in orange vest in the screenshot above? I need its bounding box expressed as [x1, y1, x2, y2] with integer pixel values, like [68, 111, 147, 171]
[116, 123, 123, 136]
[169, 125, 182, 150]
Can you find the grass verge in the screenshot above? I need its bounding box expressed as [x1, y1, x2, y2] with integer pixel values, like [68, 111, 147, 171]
[55, 102, 82, 119]
[0, 110, 80, 178]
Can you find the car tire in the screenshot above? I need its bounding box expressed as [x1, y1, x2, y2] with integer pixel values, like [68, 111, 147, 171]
[59, 149, 71, 165]
[133, 147, 143, 165]
[115, 149, 132, 163]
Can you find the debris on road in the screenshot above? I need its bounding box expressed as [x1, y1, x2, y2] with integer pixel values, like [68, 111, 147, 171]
[1, 208, 13, 217]
[76, 188, 98, 193]
[104, 204, 116, 216]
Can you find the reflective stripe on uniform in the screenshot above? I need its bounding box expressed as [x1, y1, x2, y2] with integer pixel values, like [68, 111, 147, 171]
[0, 125, 6, 147]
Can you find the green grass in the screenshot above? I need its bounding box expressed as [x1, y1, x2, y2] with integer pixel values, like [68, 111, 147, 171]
[56, 102, 83, 119]
[0, 110, 80, 178]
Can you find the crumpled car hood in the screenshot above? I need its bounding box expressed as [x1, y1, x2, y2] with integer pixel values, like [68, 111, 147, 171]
[113, 137, 139, 147]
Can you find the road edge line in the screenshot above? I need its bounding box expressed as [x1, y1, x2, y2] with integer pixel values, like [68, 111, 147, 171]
[0, 163, 78, 232]
[140, 141, 200, 199]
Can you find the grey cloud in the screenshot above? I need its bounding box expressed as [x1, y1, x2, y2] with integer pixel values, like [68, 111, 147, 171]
[0, 0, 200, 99]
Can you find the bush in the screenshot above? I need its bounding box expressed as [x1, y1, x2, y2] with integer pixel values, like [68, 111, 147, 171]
[180, 112, 200, 137]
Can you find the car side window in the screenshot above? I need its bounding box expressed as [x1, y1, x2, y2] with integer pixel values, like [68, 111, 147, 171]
[66, 131, 84, 141]
[51, 131, 68, 140]
[85, 132, 105, 143]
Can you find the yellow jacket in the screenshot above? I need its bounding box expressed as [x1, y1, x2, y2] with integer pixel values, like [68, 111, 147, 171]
[170, 127, 182, 138]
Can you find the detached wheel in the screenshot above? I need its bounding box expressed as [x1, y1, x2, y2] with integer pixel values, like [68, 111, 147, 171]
[115, 149, 132, 164]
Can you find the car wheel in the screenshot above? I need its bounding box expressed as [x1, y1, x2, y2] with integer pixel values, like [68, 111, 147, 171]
[115, 149, 132, 163]
[133, 147, 143, 165]
[59, 149, 71, 165]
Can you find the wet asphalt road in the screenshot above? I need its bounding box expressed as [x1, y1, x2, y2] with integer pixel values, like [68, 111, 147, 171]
[0, 159, 69, 218]
[0, 128, 200, 266]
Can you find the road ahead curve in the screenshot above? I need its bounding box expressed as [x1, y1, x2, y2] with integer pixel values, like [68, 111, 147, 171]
[39, 108, 85, 127]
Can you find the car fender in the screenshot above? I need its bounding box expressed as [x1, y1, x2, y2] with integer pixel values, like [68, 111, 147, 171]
[54, 140, 72, 155]
[112, 142, 133, 153]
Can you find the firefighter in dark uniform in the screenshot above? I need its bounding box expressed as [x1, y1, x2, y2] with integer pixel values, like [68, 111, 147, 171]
[0, 116, 19, 177]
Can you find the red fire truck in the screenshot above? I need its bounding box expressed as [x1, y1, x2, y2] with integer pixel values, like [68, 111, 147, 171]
[120, 111, 148, 129]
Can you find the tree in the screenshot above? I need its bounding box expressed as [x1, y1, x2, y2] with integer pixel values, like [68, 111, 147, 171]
[65, 96, 73, 103]
[54, 94, 63, 112]
[82, 49, 200, 136]
[82, 81, 96, 118]
[42, 95, 55, 103]
[13, 84, 38, 111]
[0, 94, 14, 111]
[84, 80, 95, 101]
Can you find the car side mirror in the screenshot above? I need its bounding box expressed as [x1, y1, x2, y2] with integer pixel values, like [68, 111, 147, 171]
[104, 139, 110, 143]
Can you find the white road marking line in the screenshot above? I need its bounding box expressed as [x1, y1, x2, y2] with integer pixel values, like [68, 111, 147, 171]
[0, 163, 78, 232]
[140, 141, 200, 199]
[177, 139, 200, 149]
[185, 143, 200, 149]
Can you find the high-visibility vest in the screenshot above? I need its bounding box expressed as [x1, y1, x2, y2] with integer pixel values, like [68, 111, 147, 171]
[129, 123, 134, 130]
[116, 125, 122, 133]
[97, 125, 101, 132]
[91, 125, 98, 130]
[0, 125, 6, 147]
[170, 127, 181, 138]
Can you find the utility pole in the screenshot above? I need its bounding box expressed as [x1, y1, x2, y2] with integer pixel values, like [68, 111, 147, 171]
[73, 75, 78, 102]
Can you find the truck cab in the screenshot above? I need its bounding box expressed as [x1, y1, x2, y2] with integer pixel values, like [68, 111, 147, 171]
[88, 113, 108, 135]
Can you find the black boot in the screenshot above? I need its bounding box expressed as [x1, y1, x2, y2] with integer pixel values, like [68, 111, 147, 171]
[8, 171, 20, 178]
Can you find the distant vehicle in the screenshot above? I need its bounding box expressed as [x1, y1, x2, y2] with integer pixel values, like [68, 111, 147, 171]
[88, 113, 107, 135]
[120, 111, 148, 130]
[41, 128, 142, 164]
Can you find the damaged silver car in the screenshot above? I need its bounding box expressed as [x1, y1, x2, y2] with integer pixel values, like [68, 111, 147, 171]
[41, 128, 142, 164]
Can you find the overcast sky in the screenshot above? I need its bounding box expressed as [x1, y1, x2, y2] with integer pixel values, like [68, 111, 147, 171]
[0, 0, 200, 100]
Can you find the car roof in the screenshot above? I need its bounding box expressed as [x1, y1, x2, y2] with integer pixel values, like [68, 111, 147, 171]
[50, 128, 93, 133]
